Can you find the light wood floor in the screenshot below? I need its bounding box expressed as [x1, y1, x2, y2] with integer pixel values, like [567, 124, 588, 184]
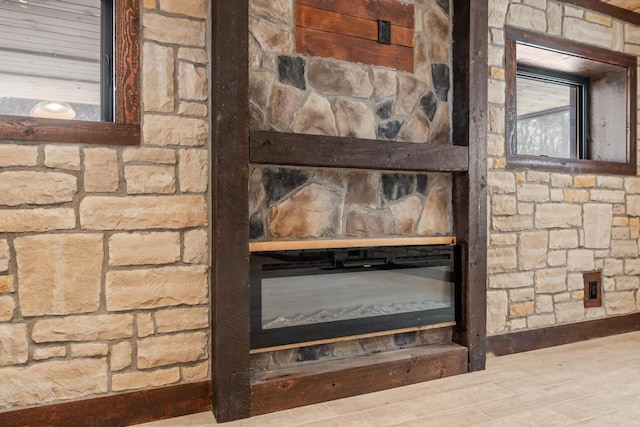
[136, 331, 640, 426]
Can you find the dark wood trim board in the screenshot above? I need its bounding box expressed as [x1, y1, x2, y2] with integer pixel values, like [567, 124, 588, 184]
[487, 313, 640, 356]
[0, 382, 211, 427]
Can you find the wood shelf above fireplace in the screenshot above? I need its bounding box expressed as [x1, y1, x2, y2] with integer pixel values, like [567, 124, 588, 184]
[249, 236, 456, 252]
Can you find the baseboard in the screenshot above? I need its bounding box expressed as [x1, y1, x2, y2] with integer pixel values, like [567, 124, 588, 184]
[250, 344, 468, 416]
[486, 312, 640, 357]
[0, 381, 211, 427]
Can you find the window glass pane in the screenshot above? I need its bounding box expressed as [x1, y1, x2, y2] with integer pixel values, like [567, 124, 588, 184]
[516, 76, 572, 158]
[0, 0, 104, 121]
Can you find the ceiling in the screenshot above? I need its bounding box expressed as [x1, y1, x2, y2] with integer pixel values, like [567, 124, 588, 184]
[600, 0, 640, 12]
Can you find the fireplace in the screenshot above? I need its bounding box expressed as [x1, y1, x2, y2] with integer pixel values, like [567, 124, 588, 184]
[250, 240, 459, 350]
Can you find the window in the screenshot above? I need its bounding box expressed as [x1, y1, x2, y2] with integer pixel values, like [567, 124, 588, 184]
[0, 0, 139, 145]
[505, 27, 637, 175]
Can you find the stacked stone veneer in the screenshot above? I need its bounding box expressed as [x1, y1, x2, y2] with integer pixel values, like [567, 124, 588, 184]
[0, 0, 210, 410]
[249, 0, 455, 240]
[487, 0, 640, 335]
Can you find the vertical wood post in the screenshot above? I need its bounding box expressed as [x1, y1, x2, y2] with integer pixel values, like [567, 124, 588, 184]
[211, 0, 251, 421]
[452, 0, 489, 372]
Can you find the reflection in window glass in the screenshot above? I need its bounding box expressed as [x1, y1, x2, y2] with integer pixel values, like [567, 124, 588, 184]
[516, 76, 572, 158]
[0, 0, 104, 121]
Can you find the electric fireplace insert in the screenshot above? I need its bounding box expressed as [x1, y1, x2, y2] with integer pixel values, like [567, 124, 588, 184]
[250, 242, 459, 350]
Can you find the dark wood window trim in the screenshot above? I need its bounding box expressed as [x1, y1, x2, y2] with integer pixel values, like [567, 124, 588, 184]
[505, 26, 637, 176]
[0, 0, 140, 146]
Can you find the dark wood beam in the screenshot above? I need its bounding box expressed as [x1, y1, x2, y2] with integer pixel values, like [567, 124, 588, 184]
[451, 0, 488, 372]
[211, 0, 251, 422]
[557, 0, 640, 26]
[487, 313, 640, 356]
[250, 130, 469, 172]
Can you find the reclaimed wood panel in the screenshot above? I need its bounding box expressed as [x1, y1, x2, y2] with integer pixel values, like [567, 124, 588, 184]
[296, 0, 414, 72]
[251, 345, 467, 415]
[250, 130, 469, 172]
[115, 0, 140, 126]
[249, 236, 456, 252]
[296, 5, 414, 47]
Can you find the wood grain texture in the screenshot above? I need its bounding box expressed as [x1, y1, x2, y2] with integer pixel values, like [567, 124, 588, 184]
[296, 26, 413, 72]
[558, 0, 640, 25]
[0, 115, 139, 145]
[487, 313, 640, 356]
[250, 345, 468, 415]
[296, 5, 414, 47]
[212, 0, 251, 422]
[250, 130, 468, 172]
[115, 0, 140, 126]
[249, 236, 456, 252]
[297, 0, 414, 27]
[451, 0, 488, 372]
[0, 382, 211, 427]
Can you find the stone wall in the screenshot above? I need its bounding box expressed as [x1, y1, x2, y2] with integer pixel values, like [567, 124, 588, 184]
[0, 0, 210, 410]
[487, 0, 640, 335]
[249, 0, 455, 240]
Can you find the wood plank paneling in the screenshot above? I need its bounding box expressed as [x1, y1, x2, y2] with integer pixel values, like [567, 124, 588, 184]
[297, 0, 414, 27]
[487, 313, 640, 356]
[296, 26, 413, 72]
[115, 0, 140, 126]
[251, 345, 468, 415]
[0, 382, 211, 427]
[212, 0, 251, 422]
[250, 130, 469, 172]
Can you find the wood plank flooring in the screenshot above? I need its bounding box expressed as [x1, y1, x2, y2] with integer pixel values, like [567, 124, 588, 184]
[135, 331, 640, 426]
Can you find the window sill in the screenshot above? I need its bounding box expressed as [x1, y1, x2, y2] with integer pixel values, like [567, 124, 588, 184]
[0, 115, 140, 146]
[506, 154, 636, 176]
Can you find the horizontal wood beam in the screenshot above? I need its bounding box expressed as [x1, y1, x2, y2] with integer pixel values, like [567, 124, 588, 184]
[250, 130, 469, 172]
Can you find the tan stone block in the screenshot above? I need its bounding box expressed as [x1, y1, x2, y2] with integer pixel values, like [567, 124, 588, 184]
[335, 99, 376, 139]
[616, 276, 640, 291]
[631, 218, 640, 238]
[488, 79, 505, 105]
[563, 189, 589, 203]
[70, 343, 109, 358]
[564, 17, 613, 49]
[548, 250, 567, 267]
[613, 203, 625, 215]
[612, 227, 630, 240]
[269, 84, 303, 131]
[155, 307, 208, 333]
[490, 233, 517, 246]
[488, 171, 516, 194]
[550, 188, 564, 202]
[184, 229, 208, 264]
[106, 266, 208, 311]
[143, 115, 208, 146]
[590, 190, 624, 203]
[606, 291, 636, 315]
[397, 113, 430, 143]
[80, 195, 207, 230]
[556, 301, 585, 324]
[292, 93, 338, 136]
[0, 172, 77, 206]
[137, 313, 155, 338]
[44, 145, 81, 171]
[372, 68, 397, 100]
[250, 17, 294, 53]
[536, 295, 554, 314]
[585, 11, 611, 26]
[0, 240, 8, 273]
[177, 48, 207, 64]
[181, 361, 208, 382]
[487, 133, 505, 157]
[527, 314, 557, 328]
[176, 103, 206, 118]
[517, 183, 549, 202]
[518, 202, 534, 215]
[111, 341, 133, 371]
[550, 174, 572, 188]
[492, 195, 516, 215]
[32, 314, 133, 343]
[488, 106, 505, 133]
[143, 13, 205, 47]
[526, 171, 549, 183]
[112, 367, 180, 392]
[547, 2, 562, 34]
[179, 62, 207, 101]
[0, 295, 15, 321]
[509, 288, 534, 303]
[535, 204, 582, 228]
[509, 301, 534, 318]
[624, 177, 640, 193]
[33, 345, 66, 361]
[178, 149, 208, 193]
[122, 147, 176, 164]
[418, 181, 452, 235]
[84, 148, 119, 192]
[567, 273, 585, 292]
[0, 359, 107, 408]
[535, 268, 567, 294]
[506, 4, 546, 31]
[628, 195, 640, 216]
[488, 247, 517, 274]
[143, 42, 174, 112]
[487, 290, 508, 335]
[567, 249, 595, 272]
[612, 217, 630, 227]
[574, 175, 596, 188]
[611, 240, 639, 258]
[125, 165, 176, 194]
[0, 208, 75, 233]
[307, 59, 373, 99]
[16, 234, 103, 316]
[109, 232, 180, 266]
[625, 258, 640, 275]
[143, 0, 156, 8]
[490, 67, 505, 80]
[597, 176, 624, 189]
[489, 0, 509, 28]
[489, 272, 534, 289]
[137, 331, 207, 369]
[549, 230, 578, 249]
[605, 259, 624, 276]
[0, 324, 28, 366]
[507, 319, 527, 331]
[0, 145, 38, 167]
[584, 204, 613, 249]
[492, 215, 533, 232]
[0, 275, 14, 293]
[159, 0, 206, 18]
[571, 290, 584, 300]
